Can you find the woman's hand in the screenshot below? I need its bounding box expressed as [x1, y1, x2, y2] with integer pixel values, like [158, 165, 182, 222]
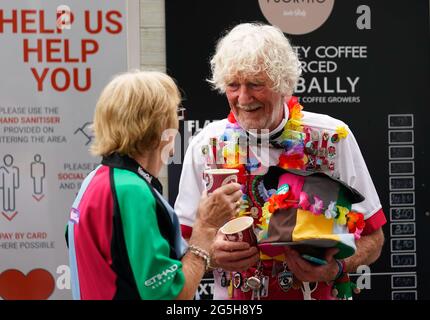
[196, 182, 242, 230]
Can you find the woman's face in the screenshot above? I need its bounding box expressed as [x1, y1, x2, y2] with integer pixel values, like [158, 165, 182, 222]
[225, 73, 284, 132]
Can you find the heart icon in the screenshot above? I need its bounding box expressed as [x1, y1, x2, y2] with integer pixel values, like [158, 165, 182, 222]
[0, 269, 55, 300]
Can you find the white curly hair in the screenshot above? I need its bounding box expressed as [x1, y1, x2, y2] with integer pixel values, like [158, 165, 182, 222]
[208, 23, 302, 96]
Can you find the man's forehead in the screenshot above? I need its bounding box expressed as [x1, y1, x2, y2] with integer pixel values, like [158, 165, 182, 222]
[228, 72, 270, 83]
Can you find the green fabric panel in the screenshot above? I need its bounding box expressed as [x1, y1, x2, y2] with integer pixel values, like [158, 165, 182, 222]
[113, 168, 185, 299]
[334, 187, 353, 259]
[335, 242, 355, 260]
[336, 186, 352, 211]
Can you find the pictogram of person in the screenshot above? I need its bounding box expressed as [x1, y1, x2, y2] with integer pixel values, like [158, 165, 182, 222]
[31, 154, 46, 195]
[74, 122, 94, 145]
[0, 154, 20, 211]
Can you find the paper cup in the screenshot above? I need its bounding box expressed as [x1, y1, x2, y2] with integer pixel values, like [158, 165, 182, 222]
[220, 216, 257, 246]
[203, 168, 238, 195]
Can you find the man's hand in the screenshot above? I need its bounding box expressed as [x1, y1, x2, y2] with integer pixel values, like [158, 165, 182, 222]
[283, 247, 340, 283]
[211, 232, 260, 271]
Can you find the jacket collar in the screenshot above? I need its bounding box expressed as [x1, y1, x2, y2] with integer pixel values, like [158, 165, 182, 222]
[102, 153, 163, 194]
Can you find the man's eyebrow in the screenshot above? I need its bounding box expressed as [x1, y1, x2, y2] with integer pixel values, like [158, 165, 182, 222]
[247, 79, 265, 84]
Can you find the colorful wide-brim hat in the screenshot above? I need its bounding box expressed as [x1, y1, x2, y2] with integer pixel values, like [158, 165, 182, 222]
[258, 167, 366, 260]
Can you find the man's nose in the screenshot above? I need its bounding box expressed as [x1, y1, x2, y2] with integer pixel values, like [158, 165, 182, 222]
[238, 85, 253, 105]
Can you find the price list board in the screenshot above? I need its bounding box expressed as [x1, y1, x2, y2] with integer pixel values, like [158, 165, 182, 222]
[387, 114, 418, 299]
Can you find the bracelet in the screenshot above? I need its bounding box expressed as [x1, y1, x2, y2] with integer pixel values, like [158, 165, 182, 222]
[188, 244, 211, 272]
[333, 259, 345, 282]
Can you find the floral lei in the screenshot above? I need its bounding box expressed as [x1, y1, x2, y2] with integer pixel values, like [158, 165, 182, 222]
[216, 97, 365, 241]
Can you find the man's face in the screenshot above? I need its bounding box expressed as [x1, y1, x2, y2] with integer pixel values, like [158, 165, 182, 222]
[225, 73, 284, 132]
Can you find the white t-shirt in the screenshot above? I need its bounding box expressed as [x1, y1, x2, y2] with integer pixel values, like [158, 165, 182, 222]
[174, 110, 383, 299]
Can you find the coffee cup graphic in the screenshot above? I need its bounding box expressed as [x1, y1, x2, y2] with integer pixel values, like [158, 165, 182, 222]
[203, 168, 239, 194]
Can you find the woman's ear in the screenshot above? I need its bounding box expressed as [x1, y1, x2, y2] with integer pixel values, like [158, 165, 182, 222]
[169, 142, 175, 157]
[160, 128, 178, 164]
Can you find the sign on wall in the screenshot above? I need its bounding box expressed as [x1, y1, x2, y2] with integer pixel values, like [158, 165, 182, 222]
[0, 0, 139, 299]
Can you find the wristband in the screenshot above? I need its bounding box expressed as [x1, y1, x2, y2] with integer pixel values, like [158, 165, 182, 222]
[188, 244, 211, 272]
[333, 259, 345, 282]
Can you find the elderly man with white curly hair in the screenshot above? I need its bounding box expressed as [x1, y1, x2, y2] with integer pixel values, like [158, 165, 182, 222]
[174, 22, 385, 300]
